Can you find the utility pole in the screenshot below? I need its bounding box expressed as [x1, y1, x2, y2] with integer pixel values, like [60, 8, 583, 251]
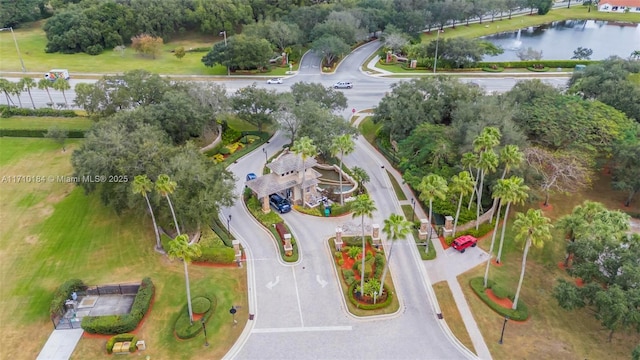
[0, 27, 26, 73]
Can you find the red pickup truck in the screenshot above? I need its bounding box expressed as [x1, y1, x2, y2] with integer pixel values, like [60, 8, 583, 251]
[452, 235, 478, 253]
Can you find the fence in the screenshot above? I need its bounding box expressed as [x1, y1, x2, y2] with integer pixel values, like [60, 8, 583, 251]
[51, 282, 140, 330]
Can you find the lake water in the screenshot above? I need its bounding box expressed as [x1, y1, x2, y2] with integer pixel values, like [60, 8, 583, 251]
[481, 20, 640, 61]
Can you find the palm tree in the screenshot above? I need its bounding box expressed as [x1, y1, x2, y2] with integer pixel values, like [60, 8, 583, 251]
[495, 176, 529, 264]
[167, 234, 202, 324]
[38, 79, 54, 106]
[379, 213, 412, 295]
[351, 166, 369, 194]
[291, 137, 317, 208]
[511, 209, 552, 309]
[417, 174, 448, 251]
[330, 134, 355, 205]
[450, 171, 475, 237]
[491, 145, 524, 222]
[461, 152, 478, 209]
[484, 178, 509, 287]
[0, 79, 15, 106]
[9, 82, 22, 108]
[52, 78, 71, 107]
[19, 77, 37, 109]
[132, 175, 162, 251]
[351, 194, 376, 297]
[156, 174, 181, 236]
[475, 150, 499, 229]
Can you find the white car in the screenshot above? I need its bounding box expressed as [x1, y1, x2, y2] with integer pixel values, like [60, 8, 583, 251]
[333, 81, 353, 89]
[267, 78, 283, 84]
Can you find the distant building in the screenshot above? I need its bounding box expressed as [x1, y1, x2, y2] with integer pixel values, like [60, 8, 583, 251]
[598, 0, 640, 12]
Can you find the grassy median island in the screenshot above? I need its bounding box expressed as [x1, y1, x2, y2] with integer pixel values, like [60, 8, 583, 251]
[0, 137, 247, 360]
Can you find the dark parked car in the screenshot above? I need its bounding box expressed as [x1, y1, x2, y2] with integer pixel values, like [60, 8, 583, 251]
[451, 235, 478, 253]
[269, 193, 291, 213]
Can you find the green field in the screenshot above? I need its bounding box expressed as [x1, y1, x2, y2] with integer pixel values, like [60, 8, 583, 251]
[0, 138, 247, 360]
[0, 116, 92, 130]
[0, 21, 296, 76]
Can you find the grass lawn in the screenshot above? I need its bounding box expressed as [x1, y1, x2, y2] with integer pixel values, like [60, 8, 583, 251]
[0, 138, 247, 360]
[0, 116, 92, 130]
[358, 116, 381, 145]
[433, 281, 476, 355]
[0, 21, 296, 76]
[386, 170, 407, 201]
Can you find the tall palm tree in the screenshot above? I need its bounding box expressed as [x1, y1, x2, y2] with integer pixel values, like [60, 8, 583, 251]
[511, 209, 552, 309]
[351, 166, 369, 194]
[9, 82, 22, 108]
[417, 174, 448, 251]
[379, 213, 412, 295]
[461, 152, 478, 210]
[37, 79, 54, 105]
[19, 77, 37, 109]
[291, 137, 317, 208]
[484, 179, 508, 287]
[167, 234, 202, 324]
[330, 134, 355, 205]
[495, 176, 529, 264]
[351, 194, 376, 297]
[0, 79, 15, 106]
[52, 78, 71, 107]
[156, 174, 181, 236]
[491, 145, 524, 222]
[132, 175, 162, 251]
[475, 150, 499, 229]
[450, 171, 475, 237]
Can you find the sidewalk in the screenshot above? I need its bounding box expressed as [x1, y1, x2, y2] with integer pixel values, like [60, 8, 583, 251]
[352, 113, 493, 360]
[36, 329, 84, 360]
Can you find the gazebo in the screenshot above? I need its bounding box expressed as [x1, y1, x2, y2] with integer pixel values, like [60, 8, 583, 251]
[245, 150, 322, 212]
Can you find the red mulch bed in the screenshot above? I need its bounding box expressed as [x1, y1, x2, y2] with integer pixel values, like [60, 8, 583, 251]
[439, 234, 450, 250]
[485, 289, 513, 309]
[193, 262, 238, 268]
[539, 202, 554, 212]
[492, 258, 504, 267]
[575, 278, 584, 287]
[192, 313, 204, 321]
[339, 242, 378, 281]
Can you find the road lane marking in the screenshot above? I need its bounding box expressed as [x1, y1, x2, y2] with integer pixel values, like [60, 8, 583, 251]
[252, 326, 352, 334]
[266, 276, 279, 290]
[316, 274, 328, 288]
[292, 267, 304, 327]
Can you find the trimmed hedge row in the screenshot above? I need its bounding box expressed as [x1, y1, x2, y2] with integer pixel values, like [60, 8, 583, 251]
[81, 278, 154, 334]
[174, 294, 216, 339]
[50, 279, 85, 316]
[445, 222, 495, 246]
[347, 282, 393, 310]
[0, 129, 86, 138]
[106, 333, 138, 354]
[0, 105, 78, 118]
[469, 277, 528, 321]
[476, 60, 596, 69]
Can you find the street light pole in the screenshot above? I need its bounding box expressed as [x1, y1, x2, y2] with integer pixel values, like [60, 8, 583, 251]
[227, 214, 232, 237]
[262, 147, 267, 163]
[433, 29, 442, 74]
[201, 318, 209, 347]
[219, 31, 229, 76]
[498, 316, 509, 344]
[0, 27, 26, 73]
[410, 198, 416, 224]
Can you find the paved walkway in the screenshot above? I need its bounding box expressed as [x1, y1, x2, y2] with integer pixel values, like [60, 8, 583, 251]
[36, 329, 84, 360]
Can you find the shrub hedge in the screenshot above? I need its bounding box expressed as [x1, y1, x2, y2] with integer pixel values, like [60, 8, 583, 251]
[49, 279, 84, 316]
[476, 60, 596, 69]
[0, 129, 86, 138]
[81, 278, 154, 334]
[191, 296, 211, 314]
[482, 66, 505, 72]
[0, 105, 78, 118]
[527, 66, 550, 72]
[469, 277, 528, 321]
[196, 246, 235, 264]
[174, 294, 216, 339]
[347, 282, 393, 310]
[446, 222, 495, 245]
[106, 333, 138, 354]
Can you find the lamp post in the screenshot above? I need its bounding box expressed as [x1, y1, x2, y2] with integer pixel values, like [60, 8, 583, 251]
[0, 27, 26, 73]
[498, 316, 509, 344]
[219, 31, 230, 75]
[227, 214, 232, 237]
[410, 198, 416, 223]
[229, 306, 237, 325]
[433, 29, 442, 74]
[262, 147, 267, 163]
[201, 318, 209, 347]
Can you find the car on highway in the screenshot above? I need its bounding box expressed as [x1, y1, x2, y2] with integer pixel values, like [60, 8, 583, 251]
[269, 193, 291, 213]
[333, 81, 353, 89]
[266, 78, 283, 84]
[451, 235, 478, 253]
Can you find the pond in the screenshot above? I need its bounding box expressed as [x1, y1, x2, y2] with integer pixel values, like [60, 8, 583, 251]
[481, 20, 640, 61]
